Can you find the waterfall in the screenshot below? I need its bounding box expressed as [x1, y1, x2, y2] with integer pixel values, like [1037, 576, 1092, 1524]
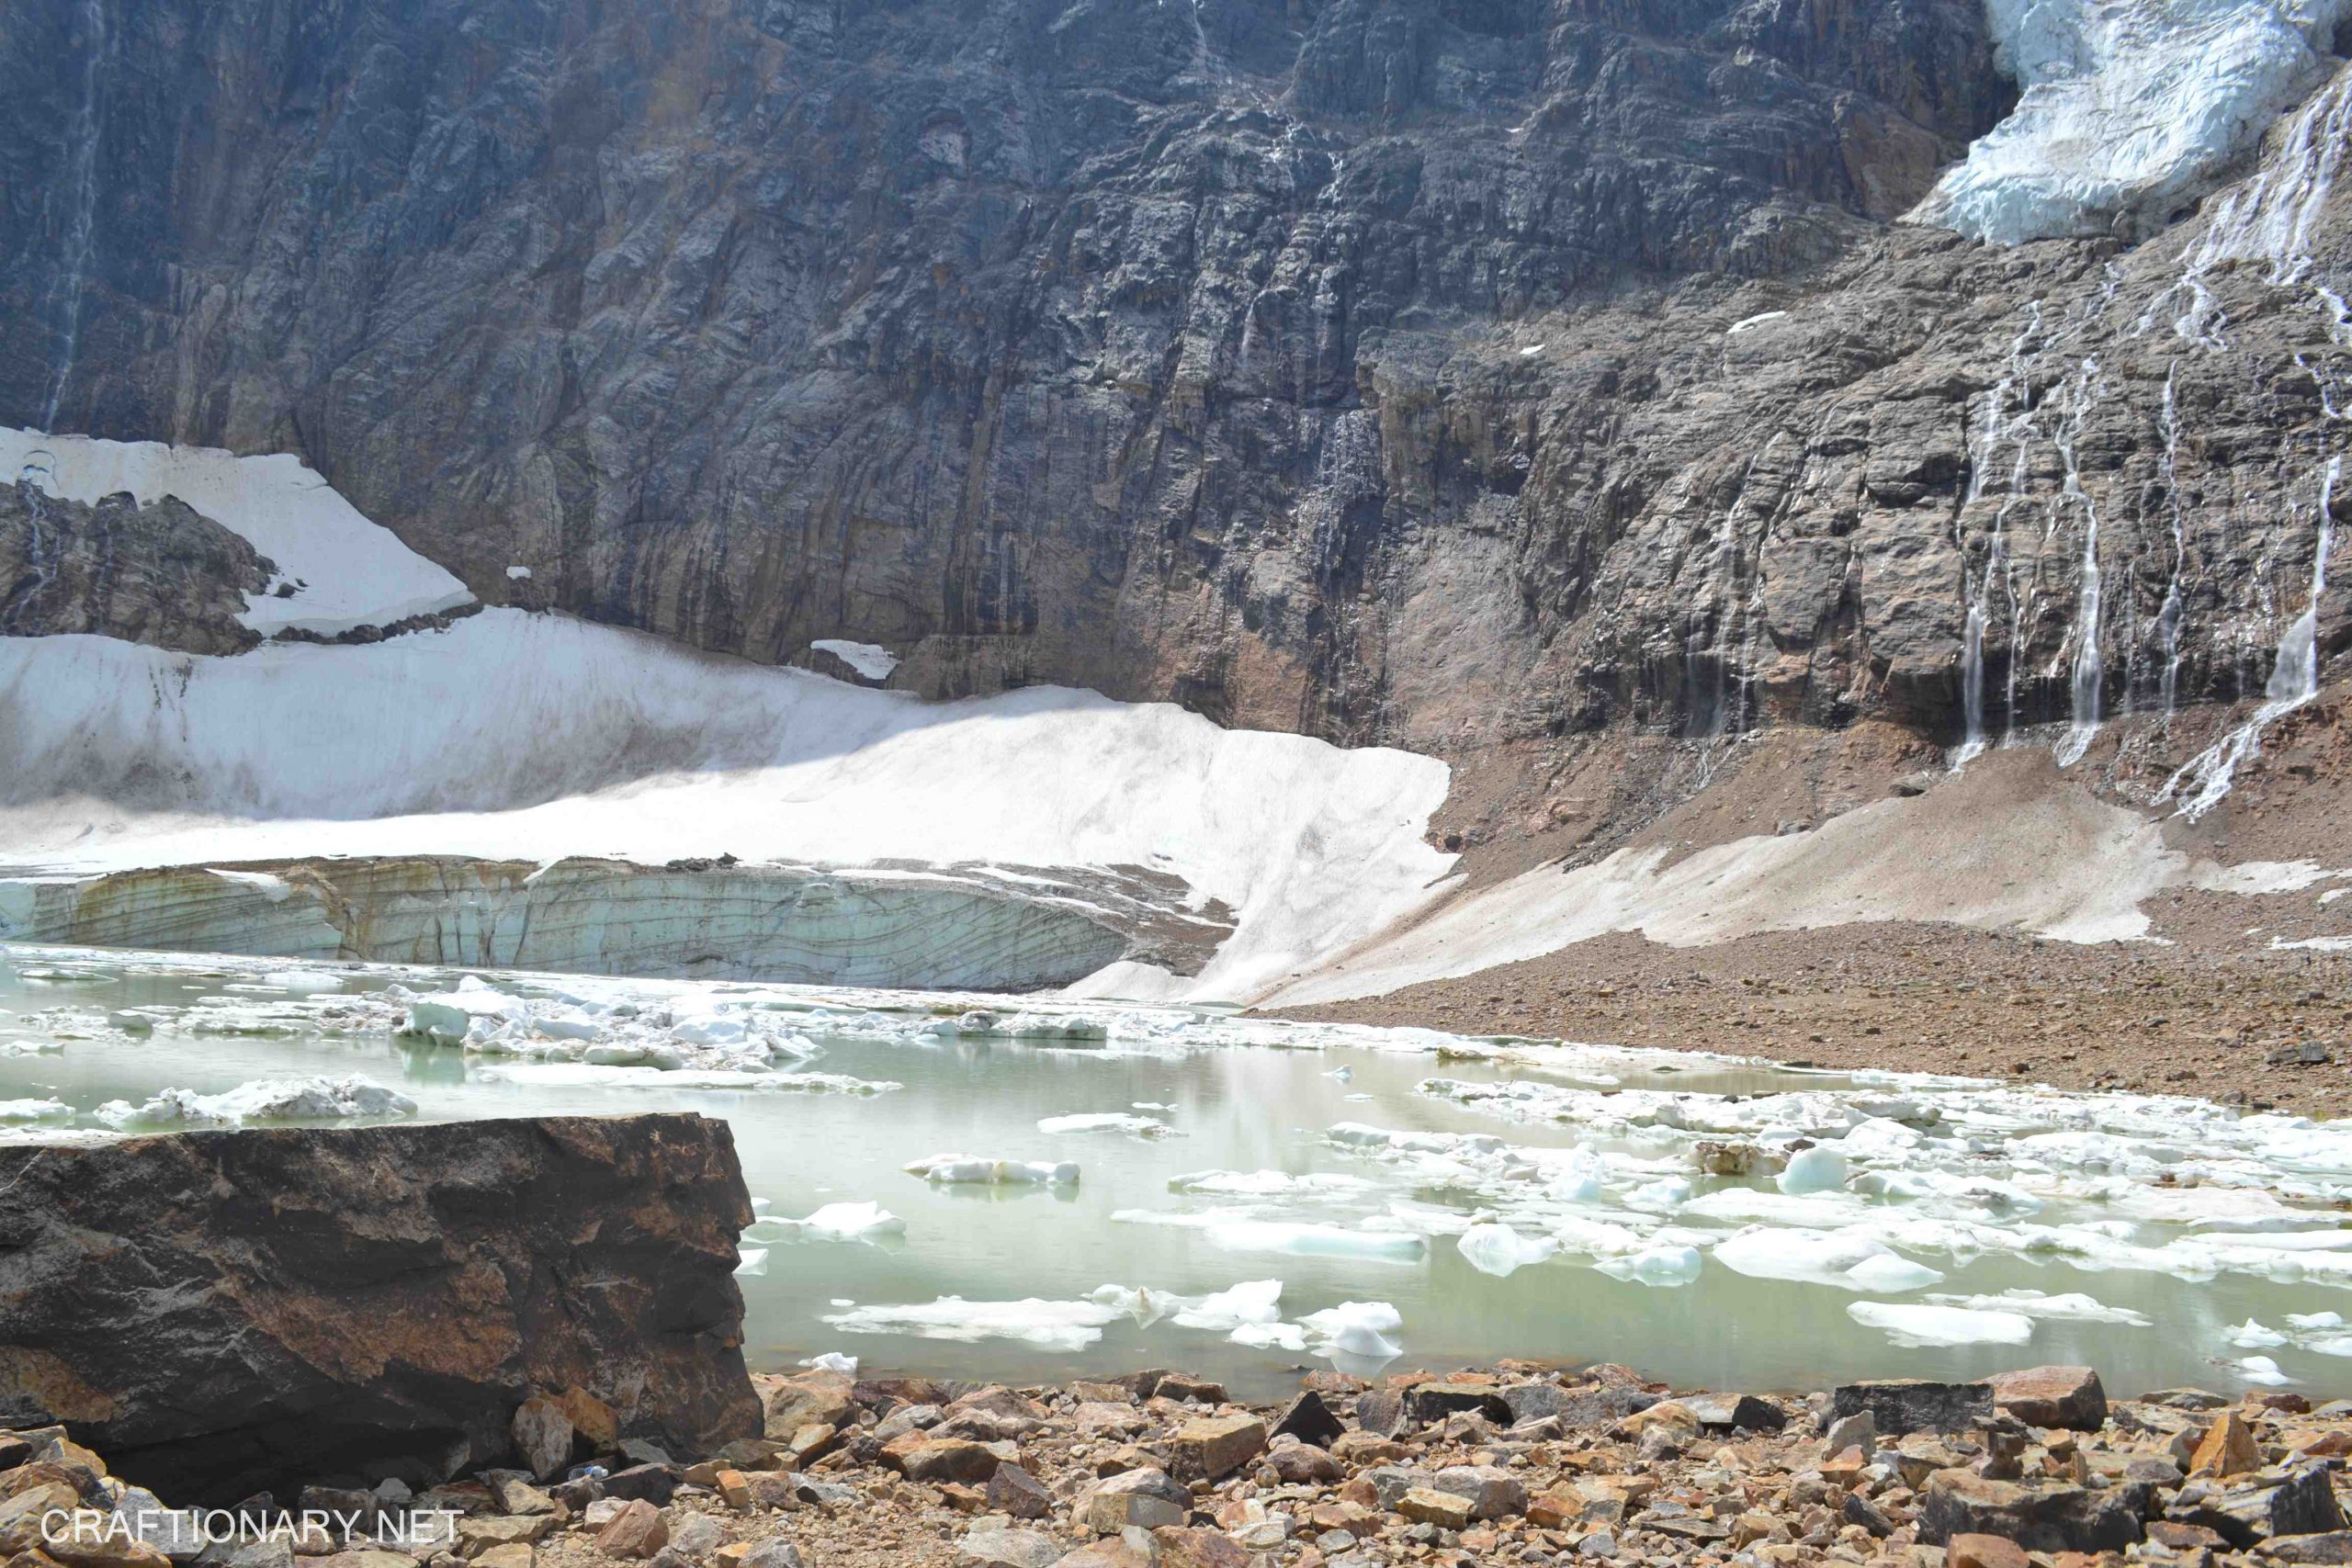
[2054, 355, 2108, 765]
[1953, 305, 2041, 766]
[40, 0, 107, 434]
[2153, 364, 2188, 720]
[2160, 456, 2340, 818]
[1, 451, 63, 633]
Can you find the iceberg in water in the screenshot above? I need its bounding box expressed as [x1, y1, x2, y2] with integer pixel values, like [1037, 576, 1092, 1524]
[93, 1076, 416, 1129]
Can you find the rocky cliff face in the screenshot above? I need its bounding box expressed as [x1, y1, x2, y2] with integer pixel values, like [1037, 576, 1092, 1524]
[0, 480, 267, 653]
[0, 0, 2343, 756]
[0, 1113, 760, 1501]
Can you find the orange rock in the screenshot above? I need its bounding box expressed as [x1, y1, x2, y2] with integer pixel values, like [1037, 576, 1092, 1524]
[1947, 1533, 2030, 1568]
[2189, 1412, 2260, 1478]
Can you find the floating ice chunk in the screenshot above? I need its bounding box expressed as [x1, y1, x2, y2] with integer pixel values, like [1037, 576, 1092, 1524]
[1623, 1176, 1691, 1213]
[1174, 1280, 1285, 1331]
[2114, 1186, 2301, 1229]
[809, 639, 901, 680]
[1928, 1291, 2152, 1326]
[1712, 1226, 1901, 1289]
[2227, 1318, 2290, 1348]
[2233, 1355, 2295, 1386]
[1849, 1302, 2036, 1348]
[905, 1153, 1080, 1186]
[1778, 1145, 1849, 1195]
[0, 1099, 69, 1122]
[94, 1076, 416, 1129]
[1457, 1223, 1560, 1278]
[1328, 1066, 1353, 1082]
[261, 967, 343, 993]
[1231, 1321, 1308, 1350]
[2289, 1311, 2348, 1330]
[1086, 1284, 1189, 1326]
[800, 1351, 857, 1374]
[821, 1295, 1125, 1351]
[1845, 1254, 1947, 1292]
[671, 1013, 749, 1046]
[1168, 1168, 1374, 1198]
[1138, 1213, 1430, 1259]
[769, 1201, 906, 1242]
[403, 981, 524, 1042]
[1597, 1244, 1705, 1287]
[474, 1064, 900, 1093]
[735, 1247, 769, 1277]
[1299, 1301, 1404, 1359]
[1679, 1188, 1873, 1225]
[1038, 1112, 1170, 1137]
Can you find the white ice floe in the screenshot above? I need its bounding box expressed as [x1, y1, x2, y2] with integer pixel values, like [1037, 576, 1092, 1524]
[1926, 1290, 2153, 1325]
[1849, 1301, 2037, 1348]
[1172, 1280, 1287, 1332]
[2227, 1318, 2291, 1347]
[904, 1153, 1080, 1186]
[2233, 1354, 2296, 1385]
[474, 1063, 899, 1094]
[0, 1099, 70, 1122]
[1038, 1112, 1170, 1137]
[93, 1075, 416, 1129]
[0, 428, 474, 636]
[799, 1351, 857, 1374]
[821, 1295, 1129, 1352]
[1167, 1169, 1374, 1198]
[808, 639, 901, 681]
[0, 607, 1453, 1004]
[1908, 0, 2352, 244]
[1298, 1301, 1404, 1359]
[1777, 1145, 1850, 1195]
[758, 1201, 907, 1242]
[1456, 1223, 1561, 1278]
[735, 1247, 769, 1277]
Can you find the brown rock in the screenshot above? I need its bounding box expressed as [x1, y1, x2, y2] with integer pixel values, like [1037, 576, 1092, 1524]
[1992, 1367, 2108, 1431]
[1396, 1488, 1476, 1529]
[2189, 1412, 2260, 1478]
[759, 1373, 853, 1439]
[894, 1439, 1003, 1486]
[1079, 1470, 1189, 1534]
[1947, 1534, 2030, 1568]
[782, 1425, 835, 1466]
[1146, 1529, 1248, 1568]
[1268, 1445, 1342, 1484]
[1152, 1375, 1226, 1404]
[594, 1501, 667, 1561]
[986, 1462, 1052, 1520]
[558, 1389, 621, 1450]
[1170, 1415, 1265, 1481]
[471, 1547, 535, 1568]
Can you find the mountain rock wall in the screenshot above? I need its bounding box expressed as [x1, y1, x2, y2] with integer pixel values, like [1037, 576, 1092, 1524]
[2, 0, 2345, 753]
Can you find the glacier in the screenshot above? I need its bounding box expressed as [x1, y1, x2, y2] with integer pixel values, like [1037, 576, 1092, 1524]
[1911, 0, 2352, 243]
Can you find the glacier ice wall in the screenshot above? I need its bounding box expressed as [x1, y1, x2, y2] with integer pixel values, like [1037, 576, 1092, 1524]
[0, 611, 1454, 1002]
[1912, 0, 2352, 244]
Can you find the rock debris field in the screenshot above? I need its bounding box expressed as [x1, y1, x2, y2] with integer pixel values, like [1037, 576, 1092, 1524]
[17, 1360, 2352, 1568]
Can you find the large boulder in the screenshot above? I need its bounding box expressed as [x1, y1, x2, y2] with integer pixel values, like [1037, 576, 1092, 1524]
[0, 1114, 761, 1500]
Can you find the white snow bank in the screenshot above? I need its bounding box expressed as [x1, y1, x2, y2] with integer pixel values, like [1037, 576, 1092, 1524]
[809, 639, 900, 681]
[1270, 761, 2261, 1005]
[1909, 0, 2352, 244]
[0, 608, 1453, 1003]
[0, 428, 474, 636]
[93, 1075, 416, 1128]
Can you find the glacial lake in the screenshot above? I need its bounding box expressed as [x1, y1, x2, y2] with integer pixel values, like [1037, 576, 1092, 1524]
[3, 942, 2347, 1403]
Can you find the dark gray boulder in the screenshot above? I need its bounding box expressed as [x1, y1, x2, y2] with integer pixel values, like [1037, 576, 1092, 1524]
[0, 1114, 761, 1502]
